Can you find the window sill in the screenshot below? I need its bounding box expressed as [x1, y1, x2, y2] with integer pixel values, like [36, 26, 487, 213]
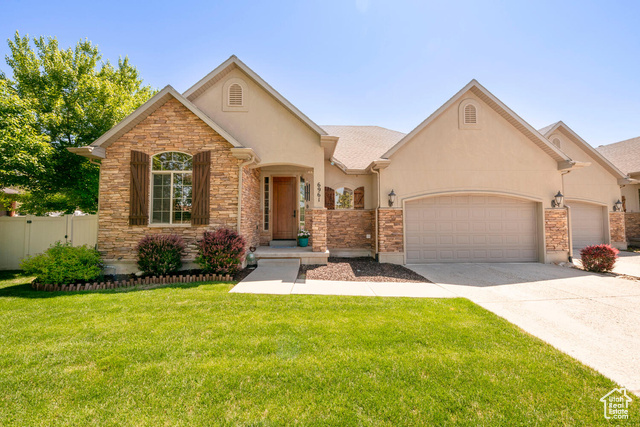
[148, 223, 192, 228]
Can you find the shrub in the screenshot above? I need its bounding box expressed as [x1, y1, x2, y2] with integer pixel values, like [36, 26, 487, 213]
[580, 244, 619, 273]
[196, 228, 246, 275]
[136, 234, 186, 275]
[20, 242, 102, 285]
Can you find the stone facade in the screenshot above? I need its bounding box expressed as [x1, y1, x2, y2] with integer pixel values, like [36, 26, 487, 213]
[240, 166, 261, 248]
[609, 211, 625, 244]
[624, 212, 640, 243]
[377, 208, 403, 253]
[308, 209, 327, 252]
[327, 210, 374, 249]
[98, 98, 240, 261]
[544, 208, 569, 252]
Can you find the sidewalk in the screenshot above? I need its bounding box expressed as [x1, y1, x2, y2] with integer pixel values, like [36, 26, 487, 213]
[229, 260, 455, 298]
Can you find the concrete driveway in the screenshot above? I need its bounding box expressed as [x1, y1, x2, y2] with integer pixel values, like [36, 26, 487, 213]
[406, 262, 640, 396]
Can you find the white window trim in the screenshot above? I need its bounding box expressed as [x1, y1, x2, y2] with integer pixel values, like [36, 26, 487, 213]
[149, 152, 193, 226]
[458, 98, 481, 130]
[222, 78, 249, 112]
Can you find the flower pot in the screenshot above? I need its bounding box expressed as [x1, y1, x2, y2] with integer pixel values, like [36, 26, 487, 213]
[298, 237, 309, 247]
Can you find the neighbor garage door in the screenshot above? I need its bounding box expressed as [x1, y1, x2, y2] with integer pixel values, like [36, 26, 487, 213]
[405, 194, 538, 263]
[568, 202, 605, 251]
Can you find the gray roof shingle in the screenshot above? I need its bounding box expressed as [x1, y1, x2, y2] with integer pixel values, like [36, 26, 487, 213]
[323, 125, 405, 170]
[538, 122, 560, 136]
[596, 136, 640, 174]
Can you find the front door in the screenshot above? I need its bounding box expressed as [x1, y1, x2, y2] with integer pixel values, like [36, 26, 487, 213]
[272, 177, 297, 239]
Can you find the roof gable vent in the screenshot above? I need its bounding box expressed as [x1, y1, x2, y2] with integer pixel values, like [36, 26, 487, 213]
[464, 104, 477, 124]
[228, 83, 243, 106]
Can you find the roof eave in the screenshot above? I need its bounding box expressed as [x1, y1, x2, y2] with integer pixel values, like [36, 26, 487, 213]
[67, 146, 106, 160]
[183, 55, 327, 136]
[88, 85, 242, 150]
[381, 80, 572, 164]
[545, 121, 628, 179]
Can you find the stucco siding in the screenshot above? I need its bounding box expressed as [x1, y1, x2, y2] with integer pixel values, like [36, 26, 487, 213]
[549, 131, 621, 207]
[381, 90, 561, 208]
[190, 67, 326, 208]
[622, 184, 640, 213]
[324, 161, 376, 209]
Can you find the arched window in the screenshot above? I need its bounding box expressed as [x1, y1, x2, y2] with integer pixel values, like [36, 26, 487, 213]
[151, 152, 193, 224]
[228, 83, 243, 107]
[464, 104, 477, 124]
[552, 137, 561, 149]
[335, 187, 354, 209]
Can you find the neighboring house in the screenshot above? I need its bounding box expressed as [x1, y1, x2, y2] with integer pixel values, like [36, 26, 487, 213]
[0, 188, 19, 217]
[69, 55, 629, 272]
[597, 136, 640, 243]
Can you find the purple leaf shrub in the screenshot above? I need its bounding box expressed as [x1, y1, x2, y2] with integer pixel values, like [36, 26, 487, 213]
[136, 234, 186, 275]
[195, 228, 246, 275]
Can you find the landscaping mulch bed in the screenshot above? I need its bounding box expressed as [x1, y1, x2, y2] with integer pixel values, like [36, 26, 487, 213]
[299, 257, 431, 283]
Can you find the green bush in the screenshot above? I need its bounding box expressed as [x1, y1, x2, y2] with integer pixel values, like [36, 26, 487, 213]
[20, 242, 102, 285]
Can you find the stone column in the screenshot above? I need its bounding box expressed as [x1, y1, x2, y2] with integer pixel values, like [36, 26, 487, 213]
[377, 208, 404, 264]
[609, 211, 626, 249]
[308, 208, 327, 252]
[544, 208, 569, 262]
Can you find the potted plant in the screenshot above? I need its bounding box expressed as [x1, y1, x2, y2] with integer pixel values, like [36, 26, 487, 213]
[297, 229, 311, 247]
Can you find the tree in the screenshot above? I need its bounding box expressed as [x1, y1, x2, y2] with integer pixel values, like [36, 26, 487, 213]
[336, 188, 353, 209]
[0, 32, 155, 214]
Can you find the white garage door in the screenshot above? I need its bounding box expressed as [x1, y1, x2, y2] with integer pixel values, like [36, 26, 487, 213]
[568, 202, 605, 251]
[406, 194, 539, 263]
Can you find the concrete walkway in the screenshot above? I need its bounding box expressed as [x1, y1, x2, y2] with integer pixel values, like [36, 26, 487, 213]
[230, 260, 455, 298]
[406, 262, 640, 396]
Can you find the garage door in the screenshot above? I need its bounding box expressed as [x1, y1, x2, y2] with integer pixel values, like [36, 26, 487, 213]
[405, 194, 538, 263]
[568, 202, 605, 251]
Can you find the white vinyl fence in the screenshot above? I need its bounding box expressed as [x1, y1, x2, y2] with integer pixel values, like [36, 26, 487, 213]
[0, 215, 98, 270]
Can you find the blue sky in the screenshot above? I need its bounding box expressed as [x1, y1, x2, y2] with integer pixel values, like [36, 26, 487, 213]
[2, 0, 639, 146]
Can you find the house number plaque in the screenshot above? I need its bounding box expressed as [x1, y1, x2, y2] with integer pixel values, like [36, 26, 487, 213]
[317, 183, 322, 203]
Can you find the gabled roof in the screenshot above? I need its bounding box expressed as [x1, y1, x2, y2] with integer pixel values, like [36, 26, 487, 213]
[540, 121, 628, 180]
[323, 125, 405, 171]
[183, 55, 327, 136]
[69, 85, 243, 159]
[381, 80, 574, 169]
[597, 136, 640, 175]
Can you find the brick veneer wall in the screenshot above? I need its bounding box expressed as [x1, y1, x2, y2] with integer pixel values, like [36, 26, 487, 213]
[327, 210, 374, 249]
[240, 166, 261, 248]
[98, 98, 240, 261]
[609, 211, 625, 243]
[544, 208, 569, 252]
[624, 213, 640, 242]
[308, 209, 327, 251]
[377, 208, 403, 253]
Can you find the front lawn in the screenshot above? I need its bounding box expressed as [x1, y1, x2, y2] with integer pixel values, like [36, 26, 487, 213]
[0, 271, 633, 425]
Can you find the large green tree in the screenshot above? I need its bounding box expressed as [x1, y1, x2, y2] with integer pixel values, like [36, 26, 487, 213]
[0, 32, 155, 214]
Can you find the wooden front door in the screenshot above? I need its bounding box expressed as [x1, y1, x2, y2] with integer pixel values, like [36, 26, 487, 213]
[272, 177, 297, 239]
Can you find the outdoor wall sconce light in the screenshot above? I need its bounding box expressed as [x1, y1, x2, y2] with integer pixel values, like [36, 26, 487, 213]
[551, 191, 564, 208]
[613, 199, 623, 212]
[388, 189, 396, 207]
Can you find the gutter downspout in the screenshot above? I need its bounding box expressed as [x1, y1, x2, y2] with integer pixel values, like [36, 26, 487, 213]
[371, 166, 381, 257]
[561, 170, 573, 262]
[237, 155, 256, 234]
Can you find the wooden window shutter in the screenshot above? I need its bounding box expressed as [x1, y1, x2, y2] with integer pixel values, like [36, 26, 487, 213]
[129, 150, 150, 226]
[354, 187, 365, 209]
[324, 186, 335, 210]
[191, 151, 211, 225]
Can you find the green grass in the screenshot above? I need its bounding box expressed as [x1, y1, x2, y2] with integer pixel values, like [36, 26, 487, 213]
[0, 271, 635, 426]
